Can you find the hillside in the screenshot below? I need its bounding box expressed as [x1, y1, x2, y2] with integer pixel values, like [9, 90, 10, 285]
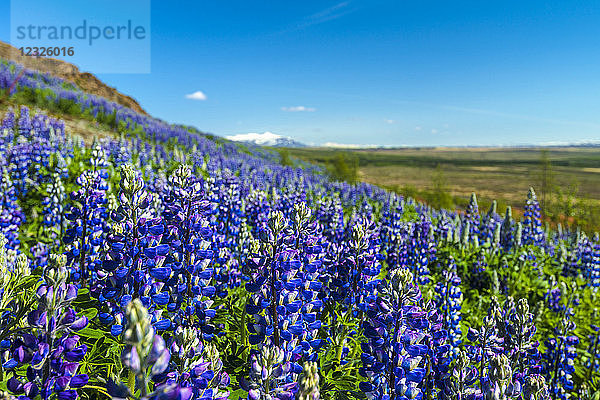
[0, 47, 597, 400]
[0, 40, 147, 115]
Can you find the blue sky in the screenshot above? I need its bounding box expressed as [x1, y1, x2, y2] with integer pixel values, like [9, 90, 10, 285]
[2, 1, 600, 146]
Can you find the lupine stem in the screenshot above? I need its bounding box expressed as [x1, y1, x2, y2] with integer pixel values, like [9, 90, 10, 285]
[388, 311, 403, 400]
[478, 330, 488, 388]
[183, 195, 193, 300]
[131, 206, 141, 298]
[587, 333, 599, 383]
[128, 370, 135, 394]
[269, 252, 280, 347]
[241, 294, 249, 360]
[550, 289, 573, 400]
[79, 185, 90, 286]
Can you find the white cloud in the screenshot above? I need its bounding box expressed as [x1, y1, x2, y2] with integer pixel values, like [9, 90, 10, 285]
[431, 129, 438, 134]
[281, 106, 316, 112]
[298, 2, 354, 28]
[322, 142, 382, 149]
[384, 119, 395, 124]
[539, 138, 600, 146]
[185, 91, 207, 101]
[415, 126, 422, 131]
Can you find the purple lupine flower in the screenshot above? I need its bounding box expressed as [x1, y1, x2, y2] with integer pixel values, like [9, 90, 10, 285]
[522, 188, 545, 247]
[435, 257, 463, 358]
[480, 200, 502, 246]
[500, 207, 514, 252]
[42, 172, 67, 248]
[119, 299, 171, 398]
[240, 344, 297, 400]
[63, 145, 110, 284]
[96, 164, 170, 336]
[359, 268, 428, 399]
[157, 326, 230, 400]
[463, 193, 480, 245]
[5, 255, 89, 400]
[0, 167, 25, 250]
[542, 281, 579, 400]
[161, 164, 215, 331]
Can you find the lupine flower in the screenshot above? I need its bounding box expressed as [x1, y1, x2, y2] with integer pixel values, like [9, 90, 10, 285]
[42, 172, 67, 248]
[157, 326, 230, 400]
[161, 164, 215, 331]
[114, 299, 176, 399]
[489, 297, 541, 393]
[522, 188, 544, 247]
[463, 193, 480, 245]
[63, 148, 110, 284]
[500, 207, 513, 252]
[245, 209, 319, 355]
[483, 353, 520, 399]
[359, 268, 428, 400]
[241, 344, 297, 400]
[0, 108, 16, 144]
[314, 193, 344, 243]
[480, 201, 502, 246]
[581, 235, 600, 290]
[592, 233, 600, 290]
[4, 255, 89, 400]
[542, 281, 578, 400]
[209, 170, 243, 247]
[408, 215, 435, 285]
[0, 236, 36, 365]
[435, 257, 463, 358]
[465, 313, 503, 391]
[442, 349, 479, 399]
[0, 168, 25, 250]
[582, 313, 600, 395]
[97, 164, 169, 336]
[297, 361, 319, 400]
[328, 218, 381, 309]
[523, 374, 550, 400]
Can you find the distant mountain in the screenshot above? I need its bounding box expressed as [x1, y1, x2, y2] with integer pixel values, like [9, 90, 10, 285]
[225, 132, 306, 147]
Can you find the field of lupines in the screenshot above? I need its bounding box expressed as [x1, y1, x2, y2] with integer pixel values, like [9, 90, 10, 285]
[0, 59, 599, 400]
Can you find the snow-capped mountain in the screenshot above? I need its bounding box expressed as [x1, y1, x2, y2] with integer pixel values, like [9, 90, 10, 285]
[225, 132, 306, 147]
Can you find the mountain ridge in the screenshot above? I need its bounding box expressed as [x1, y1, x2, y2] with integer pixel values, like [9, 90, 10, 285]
[225, 131, 306, 147]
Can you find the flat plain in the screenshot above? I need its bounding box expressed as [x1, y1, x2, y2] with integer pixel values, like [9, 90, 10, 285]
[282, 146, 600, 219]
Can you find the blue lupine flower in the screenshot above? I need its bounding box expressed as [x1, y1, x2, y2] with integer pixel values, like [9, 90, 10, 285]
[500, 207, 514, 252]
[5, 255, 89, 400]
[0, 168, 25, 250]
[522, 188, 545, 247]
[96, 164, 171, 335]
[359, 268, 428, 400]
[435, 257, 462, 358]
[42, 172, 67, 248]
[161, 164, 215, 328]
[463, 193, 480, 245]
[542, 281, 578, 400]
[240, 344, 297, 400]
[108, 298, 194, 400]
[63, 146, 110, 284]
[480, 200, 502, 246]
[158, 326, 230, 400]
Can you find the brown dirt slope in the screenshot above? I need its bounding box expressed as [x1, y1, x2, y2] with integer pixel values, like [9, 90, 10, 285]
[0, 40, 147, 115]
